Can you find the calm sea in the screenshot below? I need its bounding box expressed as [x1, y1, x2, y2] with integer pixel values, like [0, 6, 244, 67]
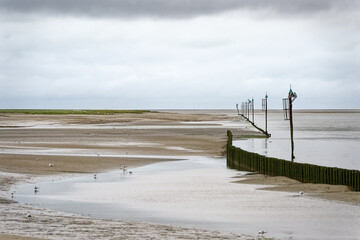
[233, 110, 360, 170]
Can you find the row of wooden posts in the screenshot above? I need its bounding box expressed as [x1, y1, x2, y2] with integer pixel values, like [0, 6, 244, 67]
[236, 88, 296, 160]
[236, 93, 269, 133]
[226, 130, 360, 191]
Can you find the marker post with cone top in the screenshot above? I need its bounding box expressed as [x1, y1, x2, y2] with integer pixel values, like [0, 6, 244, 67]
[288, 87, 297, 161]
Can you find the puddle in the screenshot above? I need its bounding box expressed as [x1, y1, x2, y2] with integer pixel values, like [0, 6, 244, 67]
[165, 146, 201, 152]
[11, 157, 360, 239]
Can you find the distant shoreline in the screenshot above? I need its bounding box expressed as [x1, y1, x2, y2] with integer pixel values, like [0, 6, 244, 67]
[0, 109, 150, 115]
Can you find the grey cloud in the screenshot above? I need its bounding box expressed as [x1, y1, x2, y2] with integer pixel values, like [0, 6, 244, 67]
[0, 0, 358, 18]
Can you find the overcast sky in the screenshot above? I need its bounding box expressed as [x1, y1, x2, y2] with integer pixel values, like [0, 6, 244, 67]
[0, 0, 359, 109]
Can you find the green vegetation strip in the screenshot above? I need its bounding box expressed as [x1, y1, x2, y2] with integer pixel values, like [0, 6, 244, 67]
[227, 130, 360, 191]
[0, 109, 151, 115]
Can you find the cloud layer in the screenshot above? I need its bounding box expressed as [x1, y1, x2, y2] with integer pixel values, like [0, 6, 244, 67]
[0, 1, 359, 109]
[0, 0, 359, 18]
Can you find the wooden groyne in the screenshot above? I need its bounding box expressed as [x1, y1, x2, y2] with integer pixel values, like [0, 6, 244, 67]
[226, 130, 360, 191]
[240, 114, 271, 138]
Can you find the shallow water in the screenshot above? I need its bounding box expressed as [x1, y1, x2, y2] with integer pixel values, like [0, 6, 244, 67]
[234, 111, 360, 170]
[12, 157, 360, 239]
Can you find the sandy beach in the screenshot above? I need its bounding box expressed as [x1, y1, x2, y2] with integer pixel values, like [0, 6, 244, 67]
[0, 111, 261, 240]
[233, 174, 360, 204]
[0, 110, 358, 239]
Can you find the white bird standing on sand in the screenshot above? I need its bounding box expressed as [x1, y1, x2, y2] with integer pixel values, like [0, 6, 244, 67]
[49, 163, 54, 167]
[299, 191, 304, 195]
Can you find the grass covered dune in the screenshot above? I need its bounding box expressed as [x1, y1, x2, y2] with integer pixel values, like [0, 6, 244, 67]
[0, 109, 150, 115]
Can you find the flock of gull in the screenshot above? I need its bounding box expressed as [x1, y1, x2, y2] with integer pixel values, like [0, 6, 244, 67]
[10, 151, 136, 224]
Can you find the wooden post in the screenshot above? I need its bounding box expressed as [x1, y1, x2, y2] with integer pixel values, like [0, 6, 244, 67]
[251, 98, 254, 123]
[247, 101, 250, 119]
[288, 88, 297, 161]
[265, 93, 268, 133]
[262, 93, 269, 136]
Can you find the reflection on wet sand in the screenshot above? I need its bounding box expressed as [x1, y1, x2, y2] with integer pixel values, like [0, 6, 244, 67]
[14, 157, 360, 239]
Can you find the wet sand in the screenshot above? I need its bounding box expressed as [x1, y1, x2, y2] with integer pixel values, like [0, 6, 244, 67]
[0, 236, 43, 240]
[0, 111, 263, 239]
[0, 110, 358, 239]
[233, 174, 360, 205]
[0, 111, 244, 186]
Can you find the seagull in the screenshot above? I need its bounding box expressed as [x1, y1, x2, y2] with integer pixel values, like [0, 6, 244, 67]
[27, 214, 32, 220]
[299, 191, 304, 195]
[49, 163, 55, 167]
[258, 230, 267, 237]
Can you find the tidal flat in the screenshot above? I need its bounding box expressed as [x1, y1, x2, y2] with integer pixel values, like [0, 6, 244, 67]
[0, 110, 359, 239]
